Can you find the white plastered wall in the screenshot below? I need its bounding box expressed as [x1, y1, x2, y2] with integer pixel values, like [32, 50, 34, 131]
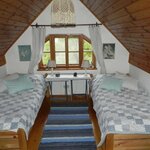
[130, 65, 150, 94]
[5, 0, 129, 74]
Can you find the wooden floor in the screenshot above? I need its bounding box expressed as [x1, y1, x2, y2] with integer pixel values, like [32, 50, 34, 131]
[27, 96, 101, 150]
[27, 96, 50, 150]
[88, 98, 102, 150]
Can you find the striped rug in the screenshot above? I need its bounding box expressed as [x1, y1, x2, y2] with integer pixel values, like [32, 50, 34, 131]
[39, 102, 96, 150]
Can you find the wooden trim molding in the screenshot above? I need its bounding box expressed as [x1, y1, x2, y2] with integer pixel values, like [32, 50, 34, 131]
[0, 56, 6, 66]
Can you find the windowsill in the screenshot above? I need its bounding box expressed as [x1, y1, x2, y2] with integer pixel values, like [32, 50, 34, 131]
[36, 68, 98, 76]
[38, 68, 97, 71]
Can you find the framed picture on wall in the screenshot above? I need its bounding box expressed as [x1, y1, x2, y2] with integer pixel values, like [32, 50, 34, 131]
[103, 43, 115, 59]
[18, 45, 31, 61]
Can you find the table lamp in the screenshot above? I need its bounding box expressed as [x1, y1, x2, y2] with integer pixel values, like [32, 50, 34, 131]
[47, 60, 56, 76]
[81, 60, 90, 76]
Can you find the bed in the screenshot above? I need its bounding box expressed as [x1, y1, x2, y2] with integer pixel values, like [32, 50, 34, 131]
[91, 74, 150, 150]
[0, 74, 47, 150]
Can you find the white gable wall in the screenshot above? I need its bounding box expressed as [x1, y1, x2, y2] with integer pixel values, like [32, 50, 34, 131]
[6, 28, 32, 74]
[5, 0, 129, 74]
[130, 65, 150, 94]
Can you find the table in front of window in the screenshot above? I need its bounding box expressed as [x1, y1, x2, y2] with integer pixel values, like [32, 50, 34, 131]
[45, 74, 91, 101]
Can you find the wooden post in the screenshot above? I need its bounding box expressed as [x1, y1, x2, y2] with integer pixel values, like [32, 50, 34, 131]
[18, 129, 27, 150]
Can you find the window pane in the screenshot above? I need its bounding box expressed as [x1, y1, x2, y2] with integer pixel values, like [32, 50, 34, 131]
[83, 40, 92, 51]
[55, 38, 65, 51]
[69, 52, 79, 64]
[56, 52, 66, 64]
[44, 41, 50, 52]
[68, 38, 79, 52]
[83, 52, 92, 63]
[42, 53, 50, 66]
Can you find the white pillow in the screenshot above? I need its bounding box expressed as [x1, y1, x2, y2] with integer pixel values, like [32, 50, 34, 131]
[0, 80, 7, 92]
[122, 77, 138, 91]
[3, 73, 19, 80]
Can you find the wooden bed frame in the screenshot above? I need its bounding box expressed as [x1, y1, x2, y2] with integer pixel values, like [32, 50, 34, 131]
[100, 134, 150, 150]
[89, 98, 150, 150]
[0, 129, 27, 150]
[0, 88, 50, 150]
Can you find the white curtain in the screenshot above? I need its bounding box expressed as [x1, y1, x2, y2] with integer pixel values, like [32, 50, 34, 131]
[28, 27, 46, 73]
[89, 25, 106, 74]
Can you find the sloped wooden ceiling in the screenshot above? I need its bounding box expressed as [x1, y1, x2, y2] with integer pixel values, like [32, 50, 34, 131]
[0, 0, 150, 73]
[0, 0, 52, 57]
[80, 0, 150, 73]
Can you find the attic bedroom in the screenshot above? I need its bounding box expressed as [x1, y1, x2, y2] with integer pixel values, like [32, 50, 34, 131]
[0, 0, 150, 150]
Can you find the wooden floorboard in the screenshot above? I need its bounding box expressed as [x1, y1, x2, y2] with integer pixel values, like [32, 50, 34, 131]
[27, 97, 50, 150]
[88, 98, 102, 150]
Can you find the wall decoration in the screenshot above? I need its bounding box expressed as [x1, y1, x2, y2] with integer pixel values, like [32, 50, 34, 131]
[51, 0, 75, 25]
[18, 45, 31, 61]
[103, 43, 115, 59]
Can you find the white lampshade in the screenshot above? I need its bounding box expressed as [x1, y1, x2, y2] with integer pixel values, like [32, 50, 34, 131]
[47, 60, 56, 68]
[81, 60, 90, 69]
[47, 60, 56, 76]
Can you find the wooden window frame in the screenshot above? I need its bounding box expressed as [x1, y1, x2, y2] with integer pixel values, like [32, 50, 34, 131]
[39, 34, 96, 70]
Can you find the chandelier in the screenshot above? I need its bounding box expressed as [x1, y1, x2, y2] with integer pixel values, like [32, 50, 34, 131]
[51, 0, 75, 26]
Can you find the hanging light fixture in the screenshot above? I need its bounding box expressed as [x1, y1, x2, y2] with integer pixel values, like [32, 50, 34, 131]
[51, 0, 75, 26]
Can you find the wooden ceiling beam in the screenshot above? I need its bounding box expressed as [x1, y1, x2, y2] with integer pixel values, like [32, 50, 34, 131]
[118, 37, 150, 45]
[1, 0, 22, 8]
[94, 0, 119, 17]
[114, 32, 150, 39]
[19, 0, 43, 12]
[0, 17, 28, 25]
[126, 0, 150, 13]
[97, 0, 138, 19]
[88, 0, 104, 12]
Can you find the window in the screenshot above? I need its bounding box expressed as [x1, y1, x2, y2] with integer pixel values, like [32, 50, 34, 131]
[39, 34, 96, 70]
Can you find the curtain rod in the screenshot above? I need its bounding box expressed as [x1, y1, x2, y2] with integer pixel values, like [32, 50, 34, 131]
[31, 23, 102, 28]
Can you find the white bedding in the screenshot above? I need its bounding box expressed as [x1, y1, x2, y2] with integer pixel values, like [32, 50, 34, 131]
[0, 74, 46, 138]
[91, 75, 150, 146]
